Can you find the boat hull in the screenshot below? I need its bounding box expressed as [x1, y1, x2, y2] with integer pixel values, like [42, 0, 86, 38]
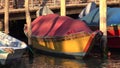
[107, 26, 120, 48]
[31, 31, 102, 58]
[0, 31, 27, 65]
[79, 5, 120, 48]
[24, 14, 102, 58]
[89, 26, 120, 48]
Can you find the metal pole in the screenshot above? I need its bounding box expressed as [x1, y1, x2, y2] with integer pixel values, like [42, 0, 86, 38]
[60, 0, 66, 16]
[4, 0, 9, 34]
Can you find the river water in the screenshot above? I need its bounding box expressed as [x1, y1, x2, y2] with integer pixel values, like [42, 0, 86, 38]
[0, 48, 120, 68]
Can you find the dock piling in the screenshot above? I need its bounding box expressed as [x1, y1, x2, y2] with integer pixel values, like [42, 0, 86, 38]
[4, 0, 9, 34]
[25, 0, 34, 64]
[99, 0, 108, 59]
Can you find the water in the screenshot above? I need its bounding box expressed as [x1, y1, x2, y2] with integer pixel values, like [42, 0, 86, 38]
[0, 49, 120, 68]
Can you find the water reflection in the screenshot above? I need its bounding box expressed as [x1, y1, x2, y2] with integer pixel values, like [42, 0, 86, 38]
[26, 53, 120, 68]
[0, 51, 120, 68]
[32, 54, 87, 68]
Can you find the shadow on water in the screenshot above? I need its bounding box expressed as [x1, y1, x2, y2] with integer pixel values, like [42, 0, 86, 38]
[1, 47, 120, 68]
[1, 51, 120, 68]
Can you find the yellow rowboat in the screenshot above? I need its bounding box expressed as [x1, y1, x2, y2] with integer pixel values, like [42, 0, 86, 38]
[25, 14, 103, 58]
[32, 31, 102, 57]
[31, 31, 102, 58]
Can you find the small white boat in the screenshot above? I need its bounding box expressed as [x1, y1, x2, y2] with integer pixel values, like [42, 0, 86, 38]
[0, 31, 27, 65]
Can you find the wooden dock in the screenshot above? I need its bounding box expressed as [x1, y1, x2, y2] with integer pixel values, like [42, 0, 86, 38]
[0, 0, 120, 21]
[0, 0, 119, 36]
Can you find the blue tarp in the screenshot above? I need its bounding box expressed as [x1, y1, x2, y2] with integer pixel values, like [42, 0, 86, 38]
[80, 7, 120, 26]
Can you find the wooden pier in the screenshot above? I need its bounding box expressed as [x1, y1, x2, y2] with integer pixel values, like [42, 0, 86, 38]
[0, 0, 119, 36]
[0, 0, 120, 21]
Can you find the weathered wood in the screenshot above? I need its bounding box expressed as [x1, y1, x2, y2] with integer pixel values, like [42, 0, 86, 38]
[25, 0, 32, 45]
[0, 4, 87, 14]
[30, 0, 34, 7]
[0, 1, 119, 14]
[0, 1, 119, 21]
[54, 0, 57, 6]
[99, 0, 108, 59]
[60, 0, 66, 16]
[0, 21, 3, 31]
[0, 4, 86, 21]
[4, 0, 9, 34]
[100, 0, 107, 34]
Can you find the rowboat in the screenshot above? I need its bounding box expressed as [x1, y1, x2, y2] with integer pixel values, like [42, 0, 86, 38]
[0, 31, 27, 65]
[79, 2, 120, 48]
[25, 14, 102, 58]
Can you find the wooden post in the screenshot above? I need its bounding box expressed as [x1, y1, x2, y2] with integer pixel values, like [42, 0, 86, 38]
[25, 0, 34, 64]
[0, 21, 3, 31]
[13, 0, 18, 9]
[54, 0, 56, 6]
[99, 0, 108, 59]
[31, 0, 34, 8]
[25, 0, 32, 45]
[60, 0, 66, 16]
[119, 0, 120, 6]
[0, 0, 4, 9]
[4, 0, 9, 34]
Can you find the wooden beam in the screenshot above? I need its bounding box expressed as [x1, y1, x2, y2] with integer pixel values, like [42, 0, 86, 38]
[60, 0, 66, 16]
[25, 0, 32, 45]
[4, 0, 9, 34]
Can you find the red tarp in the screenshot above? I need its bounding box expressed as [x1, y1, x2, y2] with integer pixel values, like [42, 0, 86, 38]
[31, 14, 92, 37]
